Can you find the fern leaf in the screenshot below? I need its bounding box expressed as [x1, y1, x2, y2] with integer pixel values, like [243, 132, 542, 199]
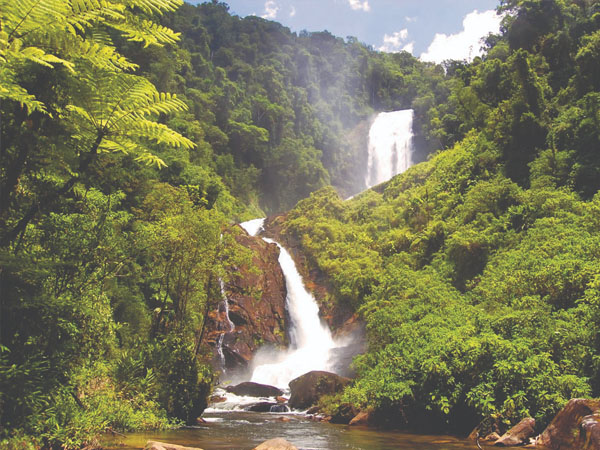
[100, 137, 167, 168]
[112, 17, 180, 47]
[124, 119, 195, 149]
[122, 0, 183, 15]
[135, 152, 168, 168]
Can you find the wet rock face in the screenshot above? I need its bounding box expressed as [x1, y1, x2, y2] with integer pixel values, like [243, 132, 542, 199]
[537, 398, 600, 449]
[206, 228, 288, 372]
[252, 438, 298, 450]
[225, 382, 284, 398]
[493, 417, 535, 446]
[288, 371, 351, 410]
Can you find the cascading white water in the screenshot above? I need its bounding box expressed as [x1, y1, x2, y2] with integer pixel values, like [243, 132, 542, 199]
[219, 278, 235, 332]
[216, 278, 235, 370]
[365, 109, 414, 189]
[239, 219, 335, 389]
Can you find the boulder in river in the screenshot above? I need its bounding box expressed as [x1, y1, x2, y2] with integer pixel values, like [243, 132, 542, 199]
[145, 442, 203, 450]
[252, 437, 298, 450]
[288, 371, 351, 410]
[493, 417, 535, 446]
[245, 402, 278, 412]
[349, 410, 373, 426]
[330, 403, 359, 424]
[537, 398, 600, 449]
[270, 404, 290, 413]
[225, 381, 284, 398]
[580, 414, 600, 449]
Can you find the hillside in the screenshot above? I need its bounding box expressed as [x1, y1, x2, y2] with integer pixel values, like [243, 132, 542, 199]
[278, 0, 600, 435]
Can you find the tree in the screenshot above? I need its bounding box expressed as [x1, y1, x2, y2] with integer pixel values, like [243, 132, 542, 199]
[0, 0, 193, 247]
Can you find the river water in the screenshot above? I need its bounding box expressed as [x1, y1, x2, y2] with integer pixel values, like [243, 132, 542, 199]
[102, 411, 482, 450]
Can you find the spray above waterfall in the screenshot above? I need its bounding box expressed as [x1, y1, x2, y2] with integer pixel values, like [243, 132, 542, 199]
[365, 109, 414, 189]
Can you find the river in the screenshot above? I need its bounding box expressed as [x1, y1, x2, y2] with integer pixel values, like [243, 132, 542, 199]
[102, 411, 483, 450]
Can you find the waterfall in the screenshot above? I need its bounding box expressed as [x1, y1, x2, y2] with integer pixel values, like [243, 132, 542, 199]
[219, 278, 235, 332]
[365, 109, 414, 189]
[239, 219, 335, 388]
[216, 278, 235, 370]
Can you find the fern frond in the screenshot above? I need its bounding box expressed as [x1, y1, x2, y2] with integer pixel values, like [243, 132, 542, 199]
[122, 0, 183, 15]
[112, 16, 180, 47]
[1, 0, 68, 39]
[75, 38, 138, 71]
[124, 119, 195, 149]
[108, 92, 188, 129]
[65, 0, 126, 35]
[99, 137, 139, 154]
[100, 137, 167, 168]
[135, 152, 168, 168]
[67, 70, 194, 153]
[11, 44, 76, 72]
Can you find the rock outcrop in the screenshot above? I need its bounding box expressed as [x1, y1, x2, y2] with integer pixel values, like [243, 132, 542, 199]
[288, 371, 351, 410]
[537, 398, 600, 449]
[349, 410, 373, 426]
[145, 442, 202, 450]
[252, 438, 298, 450]
[225, 382, 283, 398]
[493, 417, 535, 446]
[579, 414, 600, 450]
[246, 402, 278, 412]
[206, 227, 288, 372]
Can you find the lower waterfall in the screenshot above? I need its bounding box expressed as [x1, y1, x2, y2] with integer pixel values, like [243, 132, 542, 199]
[239, 219, 335, 389]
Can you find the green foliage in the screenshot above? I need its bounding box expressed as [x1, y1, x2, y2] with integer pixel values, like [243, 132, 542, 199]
[142, 2, 445, 210]
[282, 101, 600, 433]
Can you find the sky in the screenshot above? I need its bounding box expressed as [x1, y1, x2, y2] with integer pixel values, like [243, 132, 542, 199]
[189, 0, 504, 63]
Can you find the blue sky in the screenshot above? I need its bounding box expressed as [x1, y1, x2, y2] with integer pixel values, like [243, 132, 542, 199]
[189, 0, 503, 63]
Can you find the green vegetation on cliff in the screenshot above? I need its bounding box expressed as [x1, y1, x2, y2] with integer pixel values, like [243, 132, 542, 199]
[281, 0, 600, 434]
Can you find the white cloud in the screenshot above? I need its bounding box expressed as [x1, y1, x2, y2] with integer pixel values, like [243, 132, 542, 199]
[420, 9, 502, 63]
[289, 5, 296, 17]
[402, 42, 415, 53]
[262, 0, 279, 19]
[405, 16, 417, 23]
[379, 29, 414, 54]
[348, 0, 370, 12]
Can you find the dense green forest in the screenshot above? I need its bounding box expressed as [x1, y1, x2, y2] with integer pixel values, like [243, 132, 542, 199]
[280, 0, 600, 435]
[2, 0, 600, 447]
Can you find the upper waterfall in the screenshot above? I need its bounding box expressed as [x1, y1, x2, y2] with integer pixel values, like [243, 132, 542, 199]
[365, 109, 414, 189]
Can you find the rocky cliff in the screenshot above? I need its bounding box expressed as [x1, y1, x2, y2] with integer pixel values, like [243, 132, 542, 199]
[206, 227, 288, 374]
